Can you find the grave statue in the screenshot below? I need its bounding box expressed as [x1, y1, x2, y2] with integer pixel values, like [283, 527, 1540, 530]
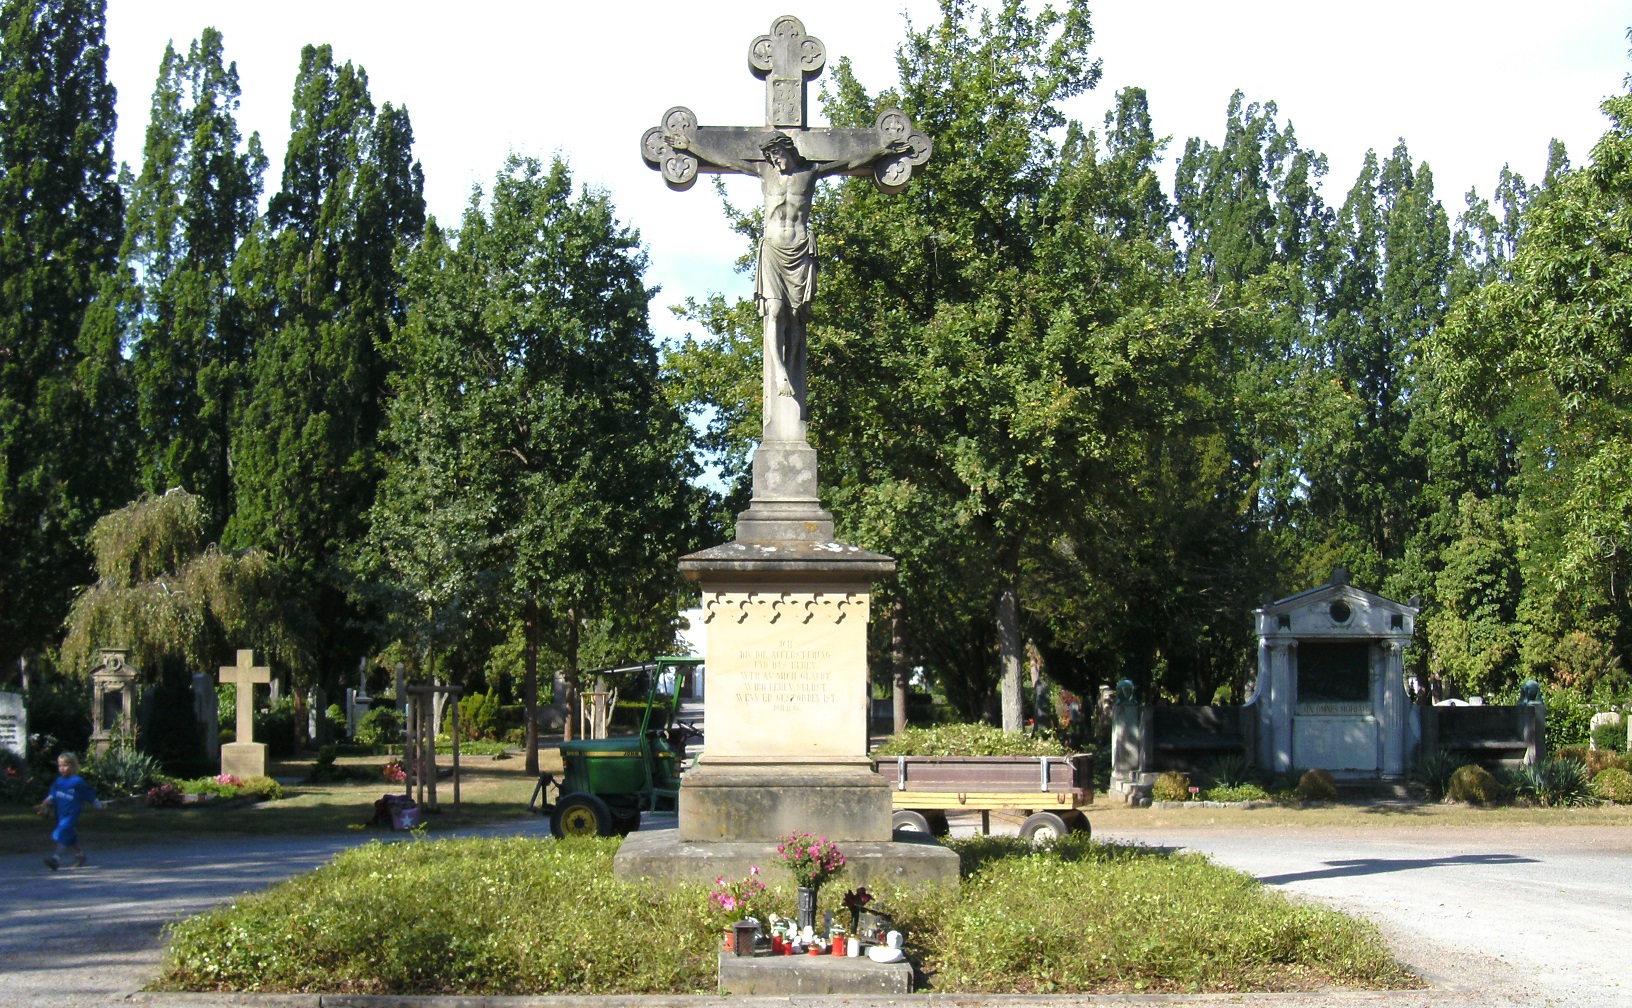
[641, 14, 931, 540]
[616, 16, 956, 888]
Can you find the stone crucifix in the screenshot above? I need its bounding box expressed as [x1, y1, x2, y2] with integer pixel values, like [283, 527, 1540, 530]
[219, 649, 270, 743]
[641, 15, 931, 540]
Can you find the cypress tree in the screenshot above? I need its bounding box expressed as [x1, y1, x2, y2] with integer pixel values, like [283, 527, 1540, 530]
[0, 0, 125, 671]
[226, 44, 424, 708]
[124, 28, 266, 531]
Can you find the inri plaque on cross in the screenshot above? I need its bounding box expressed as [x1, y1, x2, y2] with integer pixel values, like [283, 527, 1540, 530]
[641, 15, 931, 543]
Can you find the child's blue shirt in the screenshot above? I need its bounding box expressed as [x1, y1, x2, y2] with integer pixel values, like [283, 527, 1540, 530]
[48, 774, 99, 821]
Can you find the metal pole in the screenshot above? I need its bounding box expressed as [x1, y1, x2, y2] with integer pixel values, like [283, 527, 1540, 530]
[451, 691, 461, 814]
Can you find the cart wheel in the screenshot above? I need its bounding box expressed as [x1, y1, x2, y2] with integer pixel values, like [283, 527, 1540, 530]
[892, 809, 933, 834]
[551, 793, 613, 839]
[924, 811, 951, 837]
[1018, 811, 1071, 841]
[1063, 810, 1091, 838]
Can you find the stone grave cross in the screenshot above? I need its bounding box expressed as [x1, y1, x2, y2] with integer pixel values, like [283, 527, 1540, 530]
[219, 649, 270, 744]
[640, 14, 931, 542]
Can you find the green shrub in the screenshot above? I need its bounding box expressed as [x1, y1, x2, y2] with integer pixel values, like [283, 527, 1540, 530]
[156, 835, 1413, 996]
[1295, 769, 1337, 802]
[872, 723, 1066, 757]
[1556, 745, 1629, 778]
[1446, 764, 1503, 805]
[1590, 767, 1632, 803]
[1412, 748, 1463, 801]
[1510, 757, 1595, 807]
[459, 689, 500, 741]
[239, 775, 283, 801]
[1590, 720, 1627, 753]
[254, 697, 299, 759]
[1151, 771, 1192, 802]
[356, 707, 402, 747]
[1202, 783, 1270, 803]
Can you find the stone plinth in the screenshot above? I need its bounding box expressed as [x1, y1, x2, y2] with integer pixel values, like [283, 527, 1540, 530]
[220, 741, 266, 779]
[615, 828, 958, 889]
[718, 949, 913, 995]
[611, 537, 960, 887]
[677, 539, 895, 844]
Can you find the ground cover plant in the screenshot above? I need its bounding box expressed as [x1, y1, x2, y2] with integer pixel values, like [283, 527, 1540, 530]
[872, 723, 1068, 757]
[154, 834, 1414, 996]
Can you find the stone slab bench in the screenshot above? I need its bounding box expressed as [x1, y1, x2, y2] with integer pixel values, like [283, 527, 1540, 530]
[718, 951, 913, 994]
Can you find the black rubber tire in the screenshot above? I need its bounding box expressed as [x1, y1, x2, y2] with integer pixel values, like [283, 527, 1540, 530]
[1018, 811, 1072, 841]
[551, 793, 613, 839]
[892, 809, 933, 834]
[924, 811, 951, 837]
[611, 808, 641, 836]
[1063, 810, 1091, 838]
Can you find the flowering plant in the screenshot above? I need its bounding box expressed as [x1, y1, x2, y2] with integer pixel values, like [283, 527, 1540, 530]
[842, 887, 872, 911]
[777, 832, 846, 889]
[146, 782, 184, 807]
[709, 867, 766, 923]
[214, 773, 242, 788]
[382, 759, 406, 783]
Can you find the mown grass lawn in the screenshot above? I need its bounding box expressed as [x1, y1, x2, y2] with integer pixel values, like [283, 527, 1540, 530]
[0, 750, 556, 850]
[154, 834, 1419, 997]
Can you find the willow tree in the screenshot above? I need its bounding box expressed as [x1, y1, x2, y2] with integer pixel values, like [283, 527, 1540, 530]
[62, 490, 306, 681]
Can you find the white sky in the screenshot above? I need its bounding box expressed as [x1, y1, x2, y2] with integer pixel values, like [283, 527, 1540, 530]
[105, 2, 1630, 343]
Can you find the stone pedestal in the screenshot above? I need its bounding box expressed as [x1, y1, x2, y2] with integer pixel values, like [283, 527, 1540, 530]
[677, 540, 895, 844]
[612, 536, 958, 887]
[220, 741, 266, 779]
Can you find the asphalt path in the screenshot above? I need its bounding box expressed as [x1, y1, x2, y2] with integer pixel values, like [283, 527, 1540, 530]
[4, 806, 1629, 1007]
[1086, 818, 1632, 1008]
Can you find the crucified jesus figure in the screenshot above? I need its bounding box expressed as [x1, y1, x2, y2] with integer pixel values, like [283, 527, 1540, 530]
[666, 128, 910, 441]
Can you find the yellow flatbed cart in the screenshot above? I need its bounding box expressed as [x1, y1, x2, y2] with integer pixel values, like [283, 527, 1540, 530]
[872, 753, 1094, 840]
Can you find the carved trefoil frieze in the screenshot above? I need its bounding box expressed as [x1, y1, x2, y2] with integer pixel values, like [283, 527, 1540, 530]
[702, 589, 867, 626]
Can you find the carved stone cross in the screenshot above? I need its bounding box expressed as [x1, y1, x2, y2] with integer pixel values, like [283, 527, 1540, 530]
[219, 649, 271, 742]
[751, 15, 825, 128]
[640, 15, 932, 542]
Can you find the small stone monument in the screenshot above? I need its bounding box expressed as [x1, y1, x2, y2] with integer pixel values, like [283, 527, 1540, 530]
[91, 648, 138, 753]
[617, 14, 954, 888]
[218, 649, 271, 778]
[0, 691, 25, 759]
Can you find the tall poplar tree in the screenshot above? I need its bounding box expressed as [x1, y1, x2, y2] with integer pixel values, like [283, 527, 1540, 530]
[0, 0, 125, 671]
[124, 28, 265, 531]
[226, 45, 424, 705]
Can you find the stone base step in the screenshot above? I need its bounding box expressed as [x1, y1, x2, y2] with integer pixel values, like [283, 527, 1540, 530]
[718, 951, 912, 994]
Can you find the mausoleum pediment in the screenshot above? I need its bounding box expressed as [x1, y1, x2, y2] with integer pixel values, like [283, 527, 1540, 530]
[1253, 566, 1417, 640]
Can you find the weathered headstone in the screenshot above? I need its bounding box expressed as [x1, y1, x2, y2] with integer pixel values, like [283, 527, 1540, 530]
[0, 691, 25, 760]
[1589, 711, 1623, 751]
[218, 649, 271, 778]
[617, 14, 955, 889]
[90, 649, 138, 753]
[192, 673, 220, 762]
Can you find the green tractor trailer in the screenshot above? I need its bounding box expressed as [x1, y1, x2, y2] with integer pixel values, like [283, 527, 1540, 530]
[529, 656, 702, 838]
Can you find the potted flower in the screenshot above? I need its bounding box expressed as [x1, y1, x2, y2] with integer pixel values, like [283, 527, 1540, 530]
[709, 868, 767, 949]
[777, 832, 845, 931]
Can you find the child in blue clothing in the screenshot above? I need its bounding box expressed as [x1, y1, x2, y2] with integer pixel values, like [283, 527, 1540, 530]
[35, 752, 102, 870]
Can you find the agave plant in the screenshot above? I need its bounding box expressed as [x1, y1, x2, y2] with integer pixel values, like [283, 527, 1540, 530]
[1205, 751, 1256, 789]
[1412, 748, 1464, 802]
[1509, 757, 1596, 807]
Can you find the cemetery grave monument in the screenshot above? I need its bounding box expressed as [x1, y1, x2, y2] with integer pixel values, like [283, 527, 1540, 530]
[218, 649, 271, 779]
[90, 648, 138, 754]
[0, 690, 24, 760]
[615, 15, 955, 888]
